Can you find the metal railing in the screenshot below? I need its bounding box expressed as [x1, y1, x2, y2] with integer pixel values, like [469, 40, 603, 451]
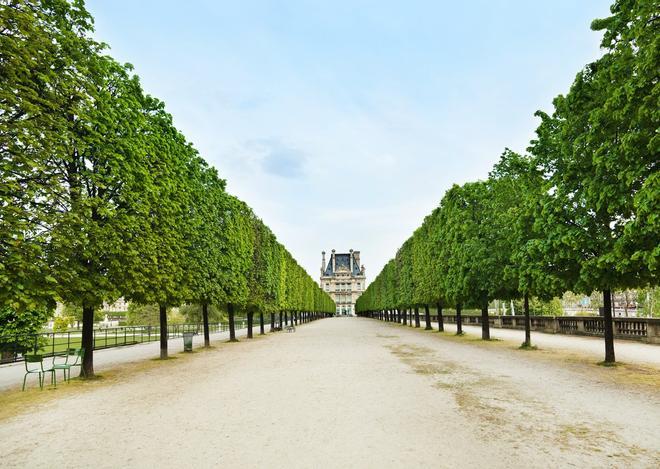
[0, 319, 249, 365]
[434, 314, 660, 344]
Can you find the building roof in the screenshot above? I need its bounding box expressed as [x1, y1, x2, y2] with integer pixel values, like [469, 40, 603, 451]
[323, 252, 363, 277]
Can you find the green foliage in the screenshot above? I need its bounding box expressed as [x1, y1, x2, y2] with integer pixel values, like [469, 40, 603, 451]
[527, 0, 658, 294]
[179, 303, 226, 323]
[511, 297, 564, 317]
[126, 304, 161, 326]
[168, 309, 186, 326]
[126, 304, 197, 326]
[53, 315, 73, 333]
[126, 303, 192, 326]
[636, 287, 660, 318]
[0, 307, 49, 354]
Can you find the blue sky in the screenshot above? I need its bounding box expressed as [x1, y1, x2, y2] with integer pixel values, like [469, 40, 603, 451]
[86, 0, 612, 284]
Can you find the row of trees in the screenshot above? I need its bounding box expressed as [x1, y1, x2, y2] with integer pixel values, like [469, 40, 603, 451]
[357, 0, 658, 363]
[0, 1, 334, 376]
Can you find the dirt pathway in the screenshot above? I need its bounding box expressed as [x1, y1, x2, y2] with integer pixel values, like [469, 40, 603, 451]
[0, 318, 658, 468]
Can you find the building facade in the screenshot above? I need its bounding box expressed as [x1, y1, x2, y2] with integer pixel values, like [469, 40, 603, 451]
[320, 249, 366, 316]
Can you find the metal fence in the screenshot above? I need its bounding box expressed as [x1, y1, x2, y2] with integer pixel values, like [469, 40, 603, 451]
[0, 319, 248, 365]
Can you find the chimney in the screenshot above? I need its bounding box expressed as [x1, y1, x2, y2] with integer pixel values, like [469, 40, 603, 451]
[331, 249, 336, 273]
[354, 251, 360, 267]
[321, 251, 326, 274]
[349, 249, 354, 275]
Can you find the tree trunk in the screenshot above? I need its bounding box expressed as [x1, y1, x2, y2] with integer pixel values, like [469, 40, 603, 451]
[202, 302, 210, 347]
[402, 308, 407, 325]
[270, 312, 275, 332]
[437, 302, 444, 332]
[259, 312, 265, 335]
[424, 304, 432, 330]
[228, 303, 237, 341]
[481, 293, 490, 340]
[414, 306, 420, 328]
[523, 292, 531, 347]
[456, 303, 463, 335]
[80, 304, 95, 377]
[247, 311, 253, 339]
[603, 289, 615, 364]
[278, 311, 283, 330]
[159, 304, 168, 359]
[285, 311, 289, 326]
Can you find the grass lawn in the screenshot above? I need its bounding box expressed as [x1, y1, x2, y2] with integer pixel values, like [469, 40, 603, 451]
[37, 331, 166, 356]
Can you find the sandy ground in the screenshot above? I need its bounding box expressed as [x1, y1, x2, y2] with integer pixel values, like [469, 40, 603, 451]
[0, 317, 658, 468]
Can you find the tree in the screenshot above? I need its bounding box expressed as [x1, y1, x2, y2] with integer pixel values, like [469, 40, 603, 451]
[528, 1, 658, 363]
[244, 217, 275, 338]
[0, 306, 49, 362]
[1, 1, 178, 375]
[489, 149, 560, 347]
[436, 185, 477, 335]
[0, 0, 96, 314]
[48, 55, 159, 375]
[220, 197, 253, 341]
[185, 163, 229, 346]
[396, 240, 414, 320]
[119, 95, 198, 360]
[590, 0, 659, 280]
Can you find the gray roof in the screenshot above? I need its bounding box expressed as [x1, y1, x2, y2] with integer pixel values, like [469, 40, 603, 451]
[323, 252, 362, 277]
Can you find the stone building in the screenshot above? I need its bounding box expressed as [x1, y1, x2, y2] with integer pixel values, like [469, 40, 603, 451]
[320, 249, 366, 316]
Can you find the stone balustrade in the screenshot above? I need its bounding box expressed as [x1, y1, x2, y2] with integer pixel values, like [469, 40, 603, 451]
[434, 314, 660, 344]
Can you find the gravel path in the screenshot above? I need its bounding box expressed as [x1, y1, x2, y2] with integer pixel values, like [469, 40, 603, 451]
[0, 317, 658, 468]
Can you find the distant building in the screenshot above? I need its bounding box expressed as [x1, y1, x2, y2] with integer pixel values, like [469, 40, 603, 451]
[101, 297, 129, 314]
[320, 249, 366, 316]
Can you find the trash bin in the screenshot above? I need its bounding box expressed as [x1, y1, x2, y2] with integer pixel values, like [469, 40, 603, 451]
[183, 332, 194, 352]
